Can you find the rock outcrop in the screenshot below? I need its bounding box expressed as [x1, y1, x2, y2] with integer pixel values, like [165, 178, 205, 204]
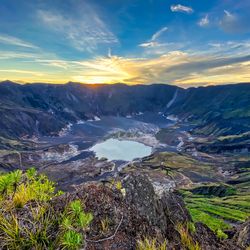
[50, 173, 243, 249]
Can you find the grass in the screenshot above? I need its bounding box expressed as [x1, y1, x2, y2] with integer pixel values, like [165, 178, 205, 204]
[136, 224, 200, 250]
[188, 207, 230, 231]
[62, 230, 82, 250]
[188, 200, 248, 222]
[177, 224, 201, 250]
[100, 217, 110, 234]
[136, 238, 167, 250]
[182, 188, 250, 237]
[0, 169, 93, 250]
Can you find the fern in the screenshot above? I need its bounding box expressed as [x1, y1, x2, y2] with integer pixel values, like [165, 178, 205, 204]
[0, 174, 12, 196]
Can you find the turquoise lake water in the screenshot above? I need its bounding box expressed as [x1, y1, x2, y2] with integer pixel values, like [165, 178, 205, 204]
[90, 138, 152, 161]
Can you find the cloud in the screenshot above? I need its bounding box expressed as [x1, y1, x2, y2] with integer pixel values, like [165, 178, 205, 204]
[139, 26, 187, 55]
[164, 55, 250, 76]
[208, 41, 250, 56]
[1, 32, 250, 87]
[64, 48, 250, 86]
[0, 69, 44, 77]
[170, 4, 193, 14]
[220, 10, 250, 34]
[0, 51, 38, 60]
[139, 42, 158, 48]
[2, 50, 250, 86]
[139, 26, 168, 49]
[37, 3, 118, 52]
[151, 27, 168, 41]
[198, 15, 209, 27]
[0, 34, 38, 49]
[34, 59, 72, 69]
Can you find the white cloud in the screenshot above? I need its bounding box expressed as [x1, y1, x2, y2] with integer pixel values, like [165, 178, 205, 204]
[0, 69, 44, 77]
[35, 59, 70, 69]
[37, 3, 118, 52]
[138, 27, 188, 55]
[170, 4, 194, 14]
[139, 26, 168, 48]
[151, 27, 168, 41]
[0, 34, 38, 49]
[139, 42, 158, 48]
[198, 15, 209, 27]
[0, 51, 38, 60]
[224, 10, 233, 18]
[208, 40, 250, 55]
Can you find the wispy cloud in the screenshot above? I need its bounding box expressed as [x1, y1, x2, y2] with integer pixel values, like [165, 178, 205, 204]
[208, 40, 250, 55]
[0, 34, 38, 49]
[151, 27, 168, 41]
[139, 26, 168, 48]
[0, 69, 44, 77]
[35, 59, 70, 69]
[139, 42, 157, 48]
[219, 10, 250, 34]
[1, 49, 250, 86]
[170, 4, 194, 14]
[37, 2, 118, 52]
[138, 26, 187, 55]
[0, 51, 38, 60]
[64, 47, 250, 86]
[198, 15, 209, 27]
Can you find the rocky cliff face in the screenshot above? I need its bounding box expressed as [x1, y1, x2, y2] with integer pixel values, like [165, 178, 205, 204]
[50, 174, 243, 249]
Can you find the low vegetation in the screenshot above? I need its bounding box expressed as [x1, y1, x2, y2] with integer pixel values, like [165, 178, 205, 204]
[144, 152, 214, 178]
[136, 238, 167, 250]
[0, 169, 93, 250]
[182, 188, 250, 239]
[177, 224, 201, 250]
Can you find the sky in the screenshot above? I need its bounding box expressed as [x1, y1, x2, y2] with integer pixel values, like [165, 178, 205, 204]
[0, 0, 250, 87]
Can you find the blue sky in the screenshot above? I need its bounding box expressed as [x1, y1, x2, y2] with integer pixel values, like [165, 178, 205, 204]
[0, 0, 250, 86]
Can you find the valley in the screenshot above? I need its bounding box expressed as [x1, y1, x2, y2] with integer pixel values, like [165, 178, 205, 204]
[0, 81, 249, 248]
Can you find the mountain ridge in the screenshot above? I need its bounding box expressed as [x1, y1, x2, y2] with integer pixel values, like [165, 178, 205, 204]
[0, 81, 249, 140]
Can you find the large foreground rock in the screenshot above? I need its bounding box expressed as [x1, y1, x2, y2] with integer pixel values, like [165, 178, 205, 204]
[52, 173, 242, 249]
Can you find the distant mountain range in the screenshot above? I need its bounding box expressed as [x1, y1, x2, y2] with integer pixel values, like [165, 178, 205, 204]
[0, 81, 249, 139]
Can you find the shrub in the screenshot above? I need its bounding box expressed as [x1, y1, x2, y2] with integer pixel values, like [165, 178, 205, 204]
[216, 229, 228, 240]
